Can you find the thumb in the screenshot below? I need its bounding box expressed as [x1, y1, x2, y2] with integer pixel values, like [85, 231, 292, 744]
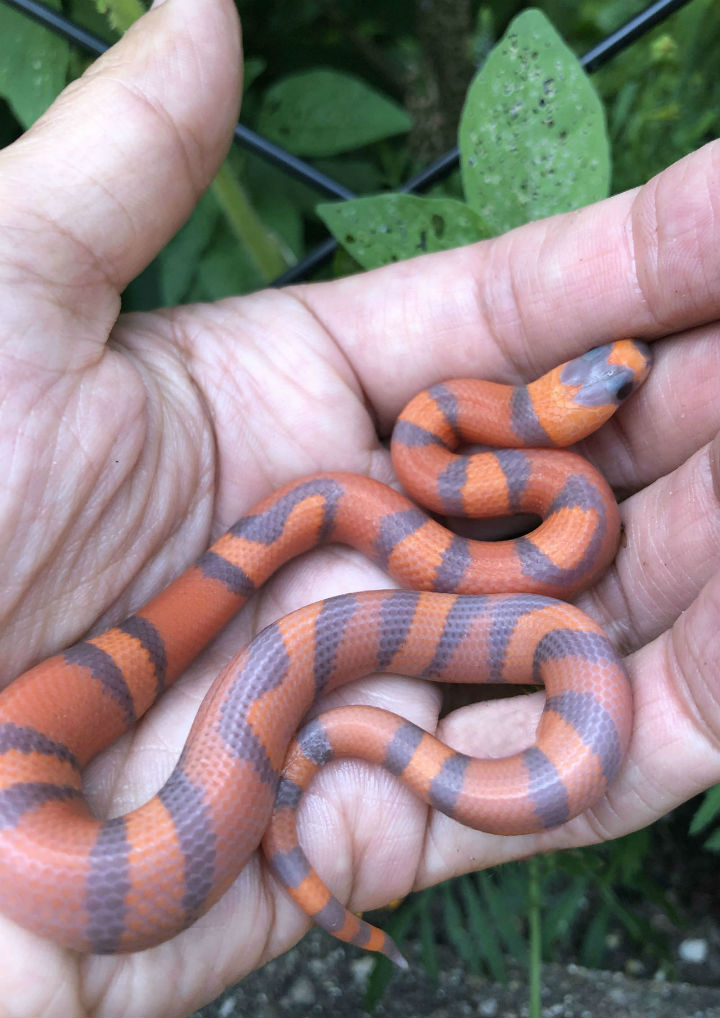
[0, 0, 242, 366]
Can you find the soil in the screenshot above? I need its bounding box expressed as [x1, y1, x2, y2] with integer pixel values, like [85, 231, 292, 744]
[192, 926, 720, 1018]
[192, 805, 720, 1018]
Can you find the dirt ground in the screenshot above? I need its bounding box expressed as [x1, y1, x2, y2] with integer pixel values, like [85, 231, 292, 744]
[192, 924, 720, 1018]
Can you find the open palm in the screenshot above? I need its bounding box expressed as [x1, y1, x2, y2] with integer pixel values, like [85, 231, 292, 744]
[1, 1, 719, 1016]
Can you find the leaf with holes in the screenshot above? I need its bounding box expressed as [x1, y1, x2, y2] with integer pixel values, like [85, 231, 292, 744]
[317, 193, 491, 269]
[257, 69, 411, 157]
[459, 8, 610, 231]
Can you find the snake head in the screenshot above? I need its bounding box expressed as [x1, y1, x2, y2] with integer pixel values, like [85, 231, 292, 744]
[527, 339, 652, 446]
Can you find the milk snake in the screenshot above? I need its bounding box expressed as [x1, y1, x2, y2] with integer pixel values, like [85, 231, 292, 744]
[0, 339, 650, 962]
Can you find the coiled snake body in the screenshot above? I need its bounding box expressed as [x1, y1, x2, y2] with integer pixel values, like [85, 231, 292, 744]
[0, 339, 650, 963]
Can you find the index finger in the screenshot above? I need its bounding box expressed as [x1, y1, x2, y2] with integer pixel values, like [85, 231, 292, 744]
[292, 140, 720, 427]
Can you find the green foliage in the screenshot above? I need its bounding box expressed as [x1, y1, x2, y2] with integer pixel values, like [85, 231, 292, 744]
[91, 0, 144, 32]
[366, 829, 679, 1008]
[2, 1, 717, 302]
[459, 9, 609, 231]
[594, 0, 720, 191]
[317, 194, 491, 269]
[257, 69, 411, 156]
[320, 8, 611, 266]
[0, 0, 69, 128]
[690, 783, 720, 851]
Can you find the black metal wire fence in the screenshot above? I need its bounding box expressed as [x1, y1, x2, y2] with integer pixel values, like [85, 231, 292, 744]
[1, 0, 697, 287]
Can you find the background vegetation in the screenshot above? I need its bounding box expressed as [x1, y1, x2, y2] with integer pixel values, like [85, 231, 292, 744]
[2, 0, 720, 305]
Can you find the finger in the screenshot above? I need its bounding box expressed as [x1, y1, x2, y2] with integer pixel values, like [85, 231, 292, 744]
[0, 0, 241, 357]
[578, 428, 720, 652]
[292, 140, 720, 428]
[630, 566, 720, 811]
[415, 566, 720, 890]
[577, 566, 720, 844]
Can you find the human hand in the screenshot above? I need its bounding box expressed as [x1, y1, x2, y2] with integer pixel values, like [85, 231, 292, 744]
[1, 1, 719, 1016]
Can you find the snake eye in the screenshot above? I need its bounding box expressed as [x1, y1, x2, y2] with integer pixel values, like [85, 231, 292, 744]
[615, 380, 633, 401]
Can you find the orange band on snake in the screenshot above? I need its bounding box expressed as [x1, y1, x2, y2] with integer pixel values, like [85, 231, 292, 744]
[0, 339, 650, 962]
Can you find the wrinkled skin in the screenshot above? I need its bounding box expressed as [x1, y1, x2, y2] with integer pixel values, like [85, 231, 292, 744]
[1, 1, 720, 1015]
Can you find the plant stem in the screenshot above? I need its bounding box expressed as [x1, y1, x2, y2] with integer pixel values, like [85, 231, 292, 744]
[211, 161, 293, 281]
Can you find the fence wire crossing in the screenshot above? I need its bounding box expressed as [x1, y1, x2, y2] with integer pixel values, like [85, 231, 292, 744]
[1, 0, 696, 284]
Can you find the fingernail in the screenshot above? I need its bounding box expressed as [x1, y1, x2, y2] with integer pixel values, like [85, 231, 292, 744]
[151, 0, 170, 7]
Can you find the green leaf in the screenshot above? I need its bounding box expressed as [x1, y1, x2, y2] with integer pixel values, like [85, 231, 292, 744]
[0, 1, 69, 129]
[418, 893, 439, 982]
[542, 879, 586, 953]
[580, 907, 609, 968]
[91, 0, 144, 33]
[68, 0, 115, 43]
[317, 194, 491, 269]
[257, 69, 412, 157]
[312, 157, 387, 196]
[477, 871, 528, 962]
[365, 901, 419, 1011]
[364, 953, 393, 1012]
[609, 829, 652, 884]
[458, 876, 507, 983]
[156, 190, 221, 306]
[690, 784, 720, 835]
[442, 882, 478, 970]
[243, 57, 267, 93]
[191, 224, 265, 301]
[459, 8, 610, 231]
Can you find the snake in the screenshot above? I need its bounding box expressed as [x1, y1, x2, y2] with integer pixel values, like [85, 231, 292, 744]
[0, 338, 650, 962]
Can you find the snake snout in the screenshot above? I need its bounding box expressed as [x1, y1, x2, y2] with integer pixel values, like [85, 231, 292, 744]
[562, 338, 652, 408]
